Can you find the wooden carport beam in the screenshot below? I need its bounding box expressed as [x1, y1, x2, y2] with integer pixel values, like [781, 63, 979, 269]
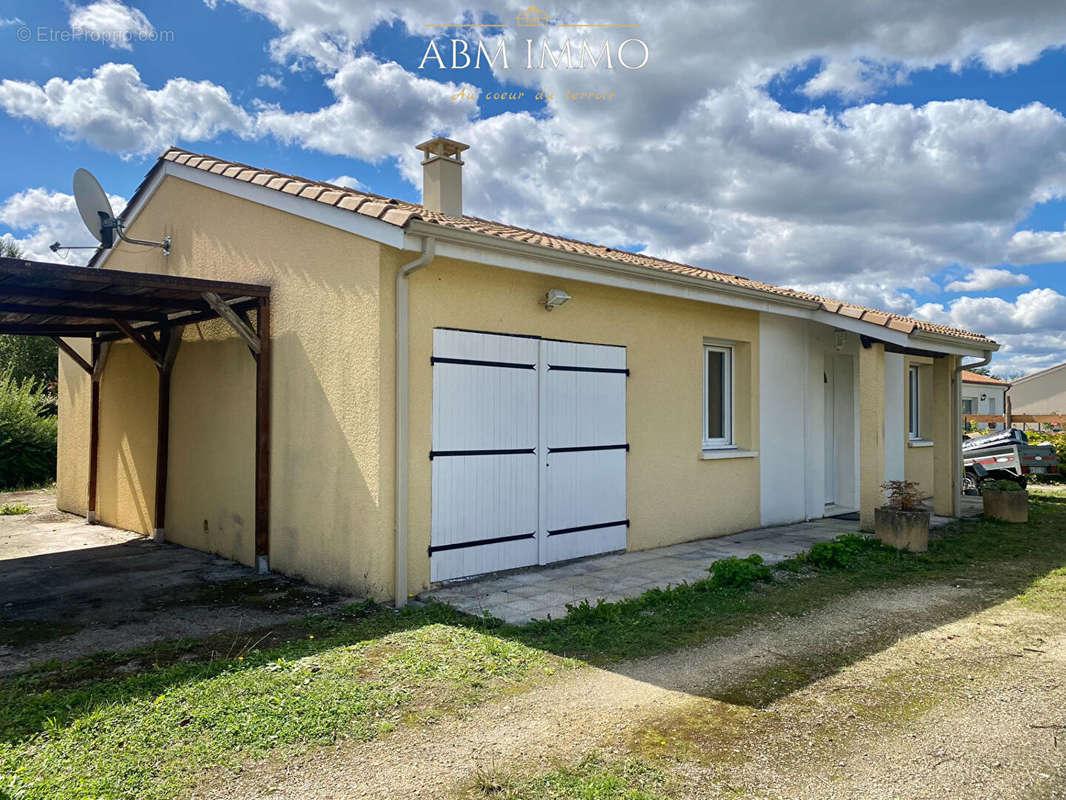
[202, 292, 261, 355]
[112, 319, 164, 367]
[51, 337, 91, 374]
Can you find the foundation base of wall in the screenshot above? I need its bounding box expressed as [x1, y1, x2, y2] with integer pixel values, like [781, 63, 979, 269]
[87, 510, 97, 524]
[256, 555, 269, 574]
[152, 528, 165, 543]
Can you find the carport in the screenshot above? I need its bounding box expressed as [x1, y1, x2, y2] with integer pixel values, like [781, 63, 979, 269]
[0, 255, 273, 570]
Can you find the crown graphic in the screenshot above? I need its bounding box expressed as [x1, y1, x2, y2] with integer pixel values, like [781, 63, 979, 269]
[517, 5, 549, 26]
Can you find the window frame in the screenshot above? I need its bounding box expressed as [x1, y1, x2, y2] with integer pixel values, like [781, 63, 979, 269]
[908, 364, 921, 439]
[702, 343, 734, 450]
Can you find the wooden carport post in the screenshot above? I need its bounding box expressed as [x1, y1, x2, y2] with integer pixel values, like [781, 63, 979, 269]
[87, 339, 110, 524]
[153, 328, 182, 542]
[254, 296, 271, 574]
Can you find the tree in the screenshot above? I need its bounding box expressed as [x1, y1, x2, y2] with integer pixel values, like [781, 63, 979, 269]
[0, 240, 59, 388]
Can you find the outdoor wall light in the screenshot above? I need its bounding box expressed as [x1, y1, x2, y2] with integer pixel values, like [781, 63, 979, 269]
[834, 329, 847, 351]
[544, 288, 571, 311]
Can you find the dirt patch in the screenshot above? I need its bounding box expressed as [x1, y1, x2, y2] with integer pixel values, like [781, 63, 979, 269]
[193, 582, 986, 800]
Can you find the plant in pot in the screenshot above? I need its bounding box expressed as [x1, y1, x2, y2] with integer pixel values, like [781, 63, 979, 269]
[981, 478, 1028, 523]
[875, 480, 930, 552]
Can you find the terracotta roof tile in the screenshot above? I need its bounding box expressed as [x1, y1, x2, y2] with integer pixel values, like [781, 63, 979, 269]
[861, 310, 890, 326]
[316, 190, 347, 206]
[152, 147, 994, 346]
[336, 195, 367, 212]
[961, 370, 1009, 386]
[838, 305, 865, 319]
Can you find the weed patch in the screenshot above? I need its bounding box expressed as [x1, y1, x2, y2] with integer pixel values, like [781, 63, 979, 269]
[463, 755, 671, 800]
[0, 502, 30, 515]
[708, 554, 772, 589]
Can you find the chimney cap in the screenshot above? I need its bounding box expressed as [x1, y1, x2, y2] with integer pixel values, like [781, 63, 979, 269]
[416, 136, 470, 164]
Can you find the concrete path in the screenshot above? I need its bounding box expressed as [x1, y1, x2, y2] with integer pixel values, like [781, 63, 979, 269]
[424, 517, 861, 624]
[424, 499, 985, 624]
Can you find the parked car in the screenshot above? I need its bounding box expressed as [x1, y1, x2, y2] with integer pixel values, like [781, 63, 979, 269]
[962, 428, 1059, 493]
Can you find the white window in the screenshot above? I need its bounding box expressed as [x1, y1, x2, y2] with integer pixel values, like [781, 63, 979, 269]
[988, 396, 998, 414]
[962, 398, 974, 415]
[908, 365, 920, 439]
[703, 344, 733, 449]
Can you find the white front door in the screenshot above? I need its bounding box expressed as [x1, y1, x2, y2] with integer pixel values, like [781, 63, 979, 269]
[430, 329, 628, 582]
[824, 355, 836, 505]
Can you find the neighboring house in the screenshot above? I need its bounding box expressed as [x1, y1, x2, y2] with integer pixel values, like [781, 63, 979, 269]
[1009, 361, 1066, 416]
[961, 370, 1008, 430]
[55, 138, 998, 605]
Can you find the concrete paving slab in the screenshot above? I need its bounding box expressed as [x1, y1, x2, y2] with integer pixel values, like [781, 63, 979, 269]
[422, 514, 883, 622]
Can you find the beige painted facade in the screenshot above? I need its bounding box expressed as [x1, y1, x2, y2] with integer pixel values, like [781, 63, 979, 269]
[55, 171, 972, 600]
[401, 252, 761, 594]
[1010, 364, 1066, 415]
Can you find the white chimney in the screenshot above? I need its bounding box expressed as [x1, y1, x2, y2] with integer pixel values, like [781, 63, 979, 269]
[415, 136, 469, 216]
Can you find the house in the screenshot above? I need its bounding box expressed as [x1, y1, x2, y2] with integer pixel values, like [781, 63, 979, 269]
[517, 5, 549, 26]
[1009, 361, 1066, 417]
[54, 137, 998, 605]
[961, 370, 1008, 430]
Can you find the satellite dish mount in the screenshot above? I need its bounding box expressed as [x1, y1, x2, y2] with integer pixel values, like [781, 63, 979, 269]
[73, 168, 171, 257]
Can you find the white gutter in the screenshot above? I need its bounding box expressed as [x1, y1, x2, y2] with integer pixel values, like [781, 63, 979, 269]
[955, 351, 994, 517]
[394, 236, 436, 609]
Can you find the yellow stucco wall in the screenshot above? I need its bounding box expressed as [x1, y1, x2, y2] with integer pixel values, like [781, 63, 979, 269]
[56, 174, 394, 596]
[56, 341, 91, 517]
[400, 252, 762, 595]
[96, 342, 160, 534]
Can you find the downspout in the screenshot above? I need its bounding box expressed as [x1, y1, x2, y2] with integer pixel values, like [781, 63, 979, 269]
[395, 236, 436, 609]
[955, 351, 993, 517]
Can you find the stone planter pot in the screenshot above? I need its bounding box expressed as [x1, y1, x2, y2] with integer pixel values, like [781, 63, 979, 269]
[874, 506, 931, 552]
[982, 489, 1028, 523]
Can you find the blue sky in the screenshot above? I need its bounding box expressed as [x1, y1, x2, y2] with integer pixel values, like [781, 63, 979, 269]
[1, 1, 1065, 376]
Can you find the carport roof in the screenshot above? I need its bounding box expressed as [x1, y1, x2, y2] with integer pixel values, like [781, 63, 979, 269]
[0, 255, 270, 340]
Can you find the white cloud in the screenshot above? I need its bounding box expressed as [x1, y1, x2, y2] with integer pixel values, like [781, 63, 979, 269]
[0, 188, 126, 264]
[801, 59, 906, 100]
[945, 267, 1031, 292]
[0, 17, 23, 27]
[256, 73, 284, 90]
[69, 0, 154, 51]
[256, 55, 477, 162]
[1006, 228, 1066, 264]
[0, 63, 253, 156]
[327, 175, 363, 190]
[913, 288, 1066, 335]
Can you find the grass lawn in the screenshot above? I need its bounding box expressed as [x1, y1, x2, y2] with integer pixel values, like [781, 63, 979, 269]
[3, 487, 1066, 799]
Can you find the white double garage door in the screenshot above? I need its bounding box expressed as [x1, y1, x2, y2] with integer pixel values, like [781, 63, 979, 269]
[430, 328, 628, 582]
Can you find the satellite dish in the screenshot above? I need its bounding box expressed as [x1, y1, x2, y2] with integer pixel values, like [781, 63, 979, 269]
[69, 167, 170, 257]
[73, 168, 116, 247]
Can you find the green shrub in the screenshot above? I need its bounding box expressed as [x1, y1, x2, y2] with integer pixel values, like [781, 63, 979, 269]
[0, 370, 58, 490]
[1026, 431, 1066, 482]
[806, 534, 870, 569]
[984, 479, 1024, 492]
[708, 554, 772, 590]
[0, 335, 58, 389]
[0, 502, 31, 515]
